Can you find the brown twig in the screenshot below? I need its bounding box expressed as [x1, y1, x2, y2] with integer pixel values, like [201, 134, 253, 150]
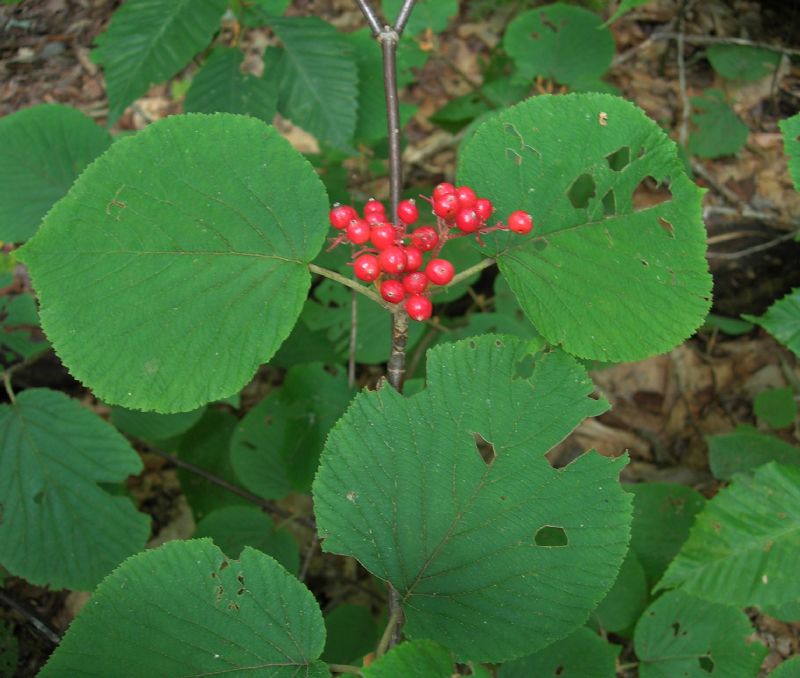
[0, 589, 61, 645]
[706, 228, 799, 260]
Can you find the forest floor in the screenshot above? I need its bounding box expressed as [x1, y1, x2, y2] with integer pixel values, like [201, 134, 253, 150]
[1, 0, 799, 675]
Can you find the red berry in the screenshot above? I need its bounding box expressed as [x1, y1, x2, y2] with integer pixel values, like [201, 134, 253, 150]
[380, 279, 405, 304]
[329, 205, 357, 230]
[366, 212, 385, 226]
[364, 199, 385, 217]
[410, 227, 439, 252]
[397, 199, 419, 225]
[353, 254, 380, 282]
[433, 194, 460, 219]
[455, 209, 480, 233]
[346, 218, 371, 245]
[403, 272, 428, 295]
[508, 210, 533, 235]
[378, 245, 407, 275]
[425, 258, 455, 286]
[455, 186, 477, 209]
[406, 294, 432, 321]
[474, 198, 494, 221]
[370, 224, 396, 250]
[433, 182, 456, 198]
[404, 246, 423, 272]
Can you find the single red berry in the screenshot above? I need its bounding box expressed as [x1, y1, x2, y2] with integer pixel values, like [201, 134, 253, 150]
[366, 212, 385, 226]
[380, 279, 405, 304]
[410, 227, 439, 252]
[329, 204, 357, 230]
[346, 218, 371, 245]
[403, 272, 428, 295]
[378, 245, 407, 275]
[353, 254, 380, 282]
[406, 294, 433, 321]
[433, 182, 456, 198]
[433, 194, 460, 219]
[474, 198, 494, 221]
[397, 199, 419, 225]
[455, 186, 477, 209]
[364, 199, 385, 217]
[425, 258, 455, 286]
[508, 210, 533, 235]
[404, 246, 423, 271]
[455, 208, 480, 233]
[370, 224, 396, 250]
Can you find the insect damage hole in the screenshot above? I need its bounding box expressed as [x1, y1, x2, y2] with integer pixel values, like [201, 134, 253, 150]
[658, 217, 675, 238]
[698, 656, 715, 673]
[602, 190, 616, 216]
[567, 174, 597, 209]
[605, 146, 630, 171]
[473, 433, 497, 466]
[535, 525, 568, 547]
[633, 176, 672, 210]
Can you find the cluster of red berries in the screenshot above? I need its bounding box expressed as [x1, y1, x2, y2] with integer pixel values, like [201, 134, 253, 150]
[328, 182, 534, 322]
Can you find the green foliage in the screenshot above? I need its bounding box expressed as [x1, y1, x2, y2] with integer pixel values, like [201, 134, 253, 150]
[658, 463, 800, 610]
[238, 0, 290, 27]
[0, 388, 149, 590]
[322, 605, 379, 665]
[745, 287, 800, 357]
[772, 657, 800, 678]
[458, 93, 712, 363]
[0, 105, 111, 243]
[110, 404, 206, 442]
[40, 540, 329, 677]
[634, 590, 767, 678]
[314, 335, 631, 661]
[688, 89, 749, 159]
[362, 639, 453, 677]
[604, 0, 653, 25]
[707, 44, 781, 82]
[0, 623, 18, 677]
[754, 387, 797, 428]
[432, 79, 529, 132]
[707, 425, 799, 479]
[780, 113, 800, 191]
[701, 312, 754, 336]
[0, 288, 49, 361]
[18, 114, 329, 413]
[383, 0, 458, 35]
[590, 550, 648, 634]
[92, 0, 228, 123]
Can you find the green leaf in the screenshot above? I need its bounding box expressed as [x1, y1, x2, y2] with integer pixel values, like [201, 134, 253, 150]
[432, 79, 529, 132]
[458, 93, 711, 363]
[110, 404, 206, 442]
[701, 313, 754, 336]
[382, 0, 458, 35]
[0, 292, 49, 361]
[239, 0, 290, 27]
[0, 388, 148, 590]
[634, 590, 766, 678]
[93, 0, 227, 123]
[744, 287, 800, 358]
[707, 44, 781, 82]
[771, 657, 800, 677]
[503, 4, 615, 88]
[322, 605, 379, 665]
[271, 17, 359, 152]
[0, 104, 111, 242]
[314, 335, 632, 662]
[362, 640, 453, 677]
[604, 0, 653, 25]
[780, 113, 800, 192]
[707, 426, 799, 480]
[194, 506, 299, 573]
[184, 48, 277, 122]
[657, 463, 800, 609]
[754, 387, 797, 428]
[590, 550, 648, 635]
[18, 114, 329, 412]
[499, 627, 619, 678]
[688, 89, 749, 159]
[0, 622, 18, 677]
[627, 482, 706, 587]
[397, 40, 429, 89]
[40, 540, 328, 677]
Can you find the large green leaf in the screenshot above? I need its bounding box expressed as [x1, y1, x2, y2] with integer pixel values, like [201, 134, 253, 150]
[744, 287, 800, 358]
[458, 93, 711, 362]
[314, 335, 632, 662]
[0, 105, 111, 243]
[780, 113, 800, 192]
[688, 89, 749, 159]
[41, 540, 328, 677]
[271, 17, 359, 152]
[93, 0, 228, 123]
[18, 114, 329, 413]
[362, 640, 453, 678]
[708, 427, 799, 480]
[382, 0, 458, 35]
[634, 590, 766, 678]
[110, 404, 206, 442]
[707, 44, 781, 82]
[0, 388, 148, 590]
[657, 463, 800, 610]
[772, 657, 800, 678]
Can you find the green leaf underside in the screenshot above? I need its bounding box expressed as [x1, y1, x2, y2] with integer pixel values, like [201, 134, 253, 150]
[499, 627, 619, 678]
[362, 640, 453, 677]
[0, 388, 148, 590]
[93, 0, 228, 123]
[754, 388, 797, 428]
[707, 426, 799, 480]
[707, 44, 781, 82]
[382, 0, 458, 36]
[657, 463, 800, 609]
[184, 48, 278, 122]
[18, 114, 329, 413]
[745, 287, 800, 358]
[634, 590, 767, 678]
[314, 335, 632, 662]
[271, 17, 359, 151]
[458, 93, 711, 362]
[0, 104, 111, 243]
[780, 113, 800, 192]
[689, 89, 749, 159]
[40, 540, 328, 677]
[110, 404, 206, 441]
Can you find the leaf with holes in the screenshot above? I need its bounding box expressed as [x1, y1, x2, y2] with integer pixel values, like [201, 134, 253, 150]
[0, 104, 111, 242]
[93, 0, 228, 123]
[362, 640, 454, 678]
[17, 114, 329, 413]
[0, 388, 149, 591]
[458, 93, 711, 363]
[780, 113, 800, 192]
[707, 44, 781, 82]
[707, 426, 799, 480]
[382, 0, 458, 36]
[634, 590, 766, 678]
[40, 540, 328, 677]
[313, 335, 632, 662]
[657, 463, 800, 610]
[744, 287, 800, 358]
[688, 89, 749, 159]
